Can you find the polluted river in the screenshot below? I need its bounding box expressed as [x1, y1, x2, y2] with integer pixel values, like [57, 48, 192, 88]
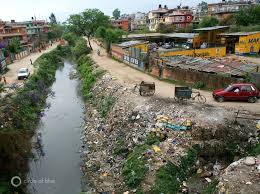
[27, 61, 85, 194]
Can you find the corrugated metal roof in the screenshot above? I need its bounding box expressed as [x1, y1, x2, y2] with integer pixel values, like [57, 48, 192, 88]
[122, 33, 199, 39]
[194, 26, 229, 31]
[221, 31, 260, 36]
[117, 40, 145, 48]
[165, 33, 199, 39]
[162, 55, 258, 77]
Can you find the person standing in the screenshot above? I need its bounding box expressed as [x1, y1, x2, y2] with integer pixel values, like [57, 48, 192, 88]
[30, 59, 33, 65]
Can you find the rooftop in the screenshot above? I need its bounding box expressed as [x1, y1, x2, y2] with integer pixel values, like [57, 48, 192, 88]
[117, 40, 147, 48]
[221, 31, 260, 36]
[122, 33, 198, 40]
[162, 55, 259, 77]
[194, 26, 229, 31]
[165, 33, 199, 39]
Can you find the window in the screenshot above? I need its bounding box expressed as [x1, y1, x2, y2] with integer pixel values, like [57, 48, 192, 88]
[241, 85, 252, 92]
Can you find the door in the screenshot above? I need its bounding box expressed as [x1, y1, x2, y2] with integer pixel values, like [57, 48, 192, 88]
[225, 86, 242, 101]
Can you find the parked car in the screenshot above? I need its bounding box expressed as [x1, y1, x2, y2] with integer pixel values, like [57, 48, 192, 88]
[17, 68, 30, 80]
[213, 83, 260, 103]
[162, 43, 172, 49]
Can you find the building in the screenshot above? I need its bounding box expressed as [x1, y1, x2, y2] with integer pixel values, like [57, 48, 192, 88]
[111, 40, 149, 69]
[0, 20, 28, 47]
[208, 0, 253, 20]
[220, 31, 260, 55]
[130, 12, 148, 31]
[165, 10, 193, 29]
[148, 4, 172, 31]
[112, 19, 130, 31]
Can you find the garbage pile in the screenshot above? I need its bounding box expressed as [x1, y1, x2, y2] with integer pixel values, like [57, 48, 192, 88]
[218, 156, 260, 194]
[80, 71, 258, 193]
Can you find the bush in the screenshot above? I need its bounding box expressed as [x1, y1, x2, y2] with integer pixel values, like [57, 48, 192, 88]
[194, 81, 206, 89]
[73, 38, 91, 59]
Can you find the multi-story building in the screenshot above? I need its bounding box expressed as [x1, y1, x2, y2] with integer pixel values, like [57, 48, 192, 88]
[0, 20, 28, 47]
[165, 8, 193, 29]
[130, 12, 148, 31]
[148, 4, 172, 31]
[112, 19, 131, 31]
[208, 0, 254, 20]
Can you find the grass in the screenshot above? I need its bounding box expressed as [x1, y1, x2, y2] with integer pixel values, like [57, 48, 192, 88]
[97, 95, 115, 118]
[247, 144, 260, 156]
[122, 144, 150, 188]
[202, 180, 219, 194]
[151, 145, 200, 194]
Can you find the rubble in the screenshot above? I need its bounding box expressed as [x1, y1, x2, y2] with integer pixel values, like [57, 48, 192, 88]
[218, 155, 260, 194]
[80, 69, 259, 193]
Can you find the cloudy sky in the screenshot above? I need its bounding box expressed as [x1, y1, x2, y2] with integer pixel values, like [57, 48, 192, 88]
[1, 0, 218, 22]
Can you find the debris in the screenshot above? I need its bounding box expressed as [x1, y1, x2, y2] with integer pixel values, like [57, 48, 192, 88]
[244, 157, 255, 166]
[152, 145, 161, 153]
[205, 178, 212, 183]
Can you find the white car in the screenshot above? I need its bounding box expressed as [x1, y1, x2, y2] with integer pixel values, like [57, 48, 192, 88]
[17, 68, 30, 80]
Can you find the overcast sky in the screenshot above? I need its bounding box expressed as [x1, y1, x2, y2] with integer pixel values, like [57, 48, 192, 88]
[1, 0, 219, 22]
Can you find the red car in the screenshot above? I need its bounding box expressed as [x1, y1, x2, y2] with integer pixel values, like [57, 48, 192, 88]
[213, 83, 260, 103]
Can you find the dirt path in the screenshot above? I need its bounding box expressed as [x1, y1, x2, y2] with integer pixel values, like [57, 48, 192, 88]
[2, 43, 58, 85]
[91, 41, 260, 113]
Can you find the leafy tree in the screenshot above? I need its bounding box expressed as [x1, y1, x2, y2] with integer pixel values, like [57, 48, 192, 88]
[67, 9, 110, 50]
[72, 38, 91, 59]
[234, 5, 260, 26]
[96, 27, 125, 53]
[49, 13, 58, 25]
[198, 1, 208, 15]
[48, 24, 64, 40]
[62, 32, 78, 46]
[113, 8, 121, 19]
[7, 38, 22, 54]
[156, 23, 175, 33]
[199, 16, 219, 28]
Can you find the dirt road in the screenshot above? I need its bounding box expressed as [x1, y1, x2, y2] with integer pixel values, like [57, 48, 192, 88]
[3, 43, 58, 85]
[91, 41, 260, 113]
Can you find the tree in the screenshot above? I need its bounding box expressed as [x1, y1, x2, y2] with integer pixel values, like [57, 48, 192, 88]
[48, 24, 64, 40]
[96, 27, 125, 53]
[156, 23, 175, 33]
[72, 38, 91, 59]
[7, 38, 21, 54]
[199, 16, 219, 28]
[62, 32, 78, 46]
[113, 8, 121, 20]
[49, 13, 58, 25]
[198, 1, 208, 15]
[67, 9, 110, 50]
[234, 5, 260, 26]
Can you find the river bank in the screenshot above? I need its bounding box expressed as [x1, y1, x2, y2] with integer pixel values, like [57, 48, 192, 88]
[0, 45, 71, 193]
[81, 58, 259, 193]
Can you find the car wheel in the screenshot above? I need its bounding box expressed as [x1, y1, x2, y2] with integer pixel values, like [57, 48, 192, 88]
[217, 96, 224, 102]
[248, 97, 257, 103]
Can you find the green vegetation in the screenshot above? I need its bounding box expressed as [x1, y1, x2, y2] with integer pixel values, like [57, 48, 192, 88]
[194, 81, 206, 89]
[67, 9, 110, 50]
[247, 144, 260, 156]
[112, 8, 121, 19]
[7, 38, 22, 54]
[198, 16, 219, 28]
[0, 45, 70, 193]
[73, 38, 91, 59]
[62, 32, 78, 46]
[152, 145, 200, 194]
[157, 23, 176, 33]
[97, 95, 116, 118]
[122, 144, 150, 188]
[234, 5, 260, 26]
[96, 27, 125, 53]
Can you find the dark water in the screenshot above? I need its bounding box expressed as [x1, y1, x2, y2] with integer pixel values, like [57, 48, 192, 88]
[27, 61, 84, 194]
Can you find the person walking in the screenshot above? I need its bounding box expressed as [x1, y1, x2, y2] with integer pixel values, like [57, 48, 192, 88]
[30, 59, 33, 65]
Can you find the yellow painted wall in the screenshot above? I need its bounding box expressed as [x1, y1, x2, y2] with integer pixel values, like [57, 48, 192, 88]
[235, 32, 260, 54]
[132, 43, 148, 52]
[159, 47, 226, 57]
